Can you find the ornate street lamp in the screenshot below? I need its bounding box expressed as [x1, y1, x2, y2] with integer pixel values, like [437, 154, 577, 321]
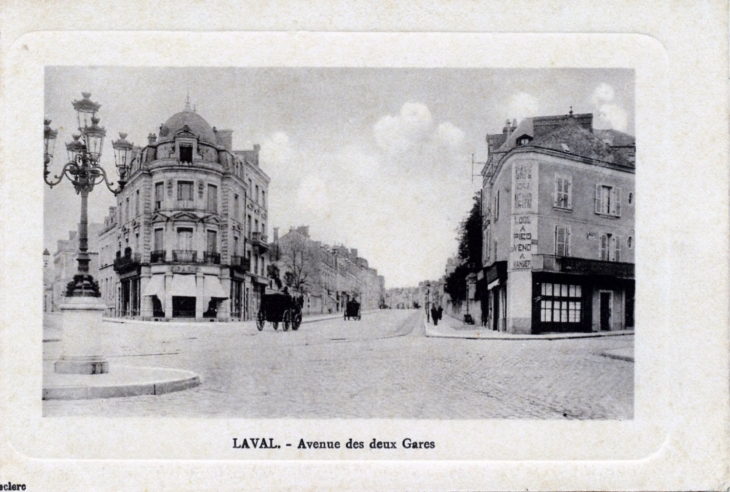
[44, 93, 131, 374]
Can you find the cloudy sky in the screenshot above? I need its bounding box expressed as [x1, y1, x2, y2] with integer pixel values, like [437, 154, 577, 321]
[44, 67, 634, 288]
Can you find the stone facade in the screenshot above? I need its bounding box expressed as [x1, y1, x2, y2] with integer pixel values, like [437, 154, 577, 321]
[270, 226, 385, 313]
[97, 103, 270, 321]
[480, 112, 635, 334]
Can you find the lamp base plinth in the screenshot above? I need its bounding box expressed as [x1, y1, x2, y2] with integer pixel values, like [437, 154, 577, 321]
[54, 357, 109, 375]
[55, 296, 109, 376]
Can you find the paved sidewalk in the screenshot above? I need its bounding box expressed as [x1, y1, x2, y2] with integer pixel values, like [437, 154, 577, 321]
[425, 312, 635, 342]
[102, 309, 376, 327]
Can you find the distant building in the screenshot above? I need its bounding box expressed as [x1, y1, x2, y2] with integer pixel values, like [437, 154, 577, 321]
[43, 249, 53, 312]
[51, 226, 101, 311]
[98, 101, 270, 321]
[480, 111, 635, 334]
[271, 226, 385, 313]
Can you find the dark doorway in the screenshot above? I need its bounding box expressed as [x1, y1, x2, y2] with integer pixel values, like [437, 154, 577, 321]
[152, 296, 165, 318]
[493, 290, 500, 331]
[173, 296, 196, 318]
[600, 292, 612, 331]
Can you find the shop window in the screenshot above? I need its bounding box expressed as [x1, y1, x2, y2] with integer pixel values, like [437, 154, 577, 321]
[540, 283, 582, 323]
[554, 174, 572, 209]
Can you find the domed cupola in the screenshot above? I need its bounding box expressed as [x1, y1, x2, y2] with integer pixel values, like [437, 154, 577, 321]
[159, 97, 217, 145]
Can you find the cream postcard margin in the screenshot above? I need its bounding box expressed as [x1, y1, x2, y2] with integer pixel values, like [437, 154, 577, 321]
[0, 18, 728, 492]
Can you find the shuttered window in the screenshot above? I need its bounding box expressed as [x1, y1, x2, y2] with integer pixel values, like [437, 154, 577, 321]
[555, 225, 571, 256]
[600, 233, 621, 261]
[554, 174, 572, 209]
[595, 184, 621, 217]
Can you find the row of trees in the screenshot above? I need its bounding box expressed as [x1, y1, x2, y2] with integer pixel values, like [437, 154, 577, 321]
[444, 193, 482, 306]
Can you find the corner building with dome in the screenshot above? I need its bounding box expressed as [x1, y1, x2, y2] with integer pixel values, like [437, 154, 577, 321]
[97, 102, 271, 321]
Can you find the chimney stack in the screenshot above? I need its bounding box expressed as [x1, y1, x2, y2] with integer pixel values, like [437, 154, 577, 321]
[148, 133, 157, 145]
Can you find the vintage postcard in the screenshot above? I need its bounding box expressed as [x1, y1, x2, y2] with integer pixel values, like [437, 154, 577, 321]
[1, 3, 728, 490]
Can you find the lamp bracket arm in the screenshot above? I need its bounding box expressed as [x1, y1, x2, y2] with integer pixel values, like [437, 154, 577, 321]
[44, 161, 76, 188]
[95, 164, 124, 196]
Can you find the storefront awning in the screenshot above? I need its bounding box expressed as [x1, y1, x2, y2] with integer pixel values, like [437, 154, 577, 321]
[488, 279, 500, 290]
[142, 275, 165, 298]
[204, 276, 228, 299]
[170, 274, 198, 297]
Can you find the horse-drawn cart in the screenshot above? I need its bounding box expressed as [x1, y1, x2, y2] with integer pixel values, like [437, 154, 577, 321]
[344, 300, 361, 321]
[256, 291, 303, 331]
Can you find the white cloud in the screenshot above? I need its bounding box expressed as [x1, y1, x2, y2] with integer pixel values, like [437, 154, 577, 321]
[591, 83, 615, 106]
[436, 122, 465, 149]
[373, 102, 433, 156]
[597, 103, 628, 132]
[506, 92, 539, 123]
[267, 102, 474, 287]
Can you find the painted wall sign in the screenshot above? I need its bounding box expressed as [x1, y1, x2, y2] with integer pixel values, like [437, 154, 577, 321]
[171, 265, 199, 274]
[510, 161, 538, 270]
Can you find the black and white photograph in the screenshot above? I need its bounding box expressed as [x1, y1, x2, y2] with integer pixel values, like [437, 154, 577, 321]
[0, 6, 727, 489]
[41, 67, 635, 420]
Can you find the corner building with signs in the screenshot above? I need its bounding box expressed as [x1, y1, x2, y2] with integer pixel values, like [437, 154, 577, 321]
[98, 101, 270, 321]
[480, 111, 635, 334]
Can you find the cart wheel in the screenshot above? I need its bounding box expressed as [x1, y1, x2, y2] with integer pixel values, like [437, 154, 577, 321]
[283, 310, 291, 332]
[272, 321, 278, 331]
[293, 313, 302, 331]
[256, 311, 265, 331]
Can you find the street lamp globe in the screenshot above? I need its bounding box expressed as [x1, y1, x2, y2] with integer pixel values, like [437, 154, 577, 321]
[112, 132, 134, 185]
[72, 92, 101, 131]
[44, 118, 58, 165]
[65, 134, 85, 164]
[83, 116, 106, 160]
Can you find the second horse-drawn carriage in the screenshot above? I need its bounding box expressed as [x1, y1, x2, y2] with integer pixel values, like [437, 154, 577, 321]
[344, 299, 361, 321]
[256, 291, 303, 331]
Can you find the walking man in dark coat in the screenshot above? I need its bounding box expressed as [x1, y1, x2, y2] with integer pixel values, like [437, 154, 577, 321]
[431, 305, 438, 325]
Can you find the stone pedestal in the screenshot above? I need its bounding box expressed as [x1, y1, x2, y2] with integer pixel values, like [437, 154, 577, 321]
[54, 296, 109, 375]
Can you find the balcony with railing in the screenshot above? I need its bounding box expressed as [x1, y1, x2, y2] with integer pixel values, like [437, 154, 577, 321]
[203, 251, 221, 264]
[251, 231, 269, 251]
[172, 250, 197, 263]
[113, 252, 141, 273]
[150, 250, 166, 263]
[231, 255, 250, 272]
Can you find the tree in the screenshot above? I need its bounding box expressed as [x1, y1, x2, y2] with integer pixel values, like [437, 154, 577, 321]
[444, 193, 482, 305]
[279, 232, 318, 292]
[267, 263, 283, 290]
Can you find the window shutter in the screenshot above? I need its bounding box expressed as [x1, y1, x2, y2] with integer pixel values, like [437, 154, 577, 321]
[615, 235, 621, 262]
[616, 188, 622, 216]
[566, 227, 571, 256]
[595, 184, 601, 214]
[567, 177, 572, 208]
[553, 177, 559, 207]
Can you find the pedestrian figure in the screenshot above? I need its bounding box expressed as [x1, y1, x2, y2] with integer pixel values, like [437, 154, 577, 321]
[431, 305, 439, 326]
[437, 305, 443, 323]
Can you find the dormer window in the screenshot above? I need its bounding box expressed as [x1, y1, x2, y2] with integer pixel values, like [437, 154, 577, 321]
[179, 144, 193, 163]
[518, 137, 530, 146]
[560, 143, 571, 152]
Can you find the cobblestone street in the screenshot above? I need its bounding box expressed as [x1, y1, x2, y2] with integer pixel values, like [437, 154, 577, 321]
[43, 310, 633, 419]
